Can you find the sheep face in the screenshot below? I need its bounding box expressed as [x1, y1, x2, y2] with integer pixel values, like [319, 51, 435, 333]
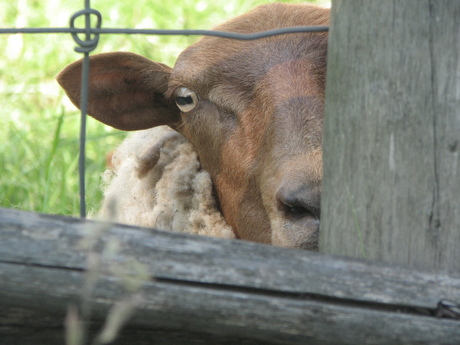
[57, 3, 328, 250]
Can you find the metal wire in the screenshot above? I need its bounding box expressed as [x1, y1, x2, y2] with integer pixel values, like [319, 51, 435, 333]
[75, 2, 96, 218]
[1, 3, 328, 219]
[0, 26, 329, 37]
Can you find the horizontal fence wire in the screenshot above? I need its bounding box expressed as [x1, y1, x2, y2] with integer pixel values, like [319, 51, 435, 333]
[1, 3, 329, 218]
[0, 26, 329, 38]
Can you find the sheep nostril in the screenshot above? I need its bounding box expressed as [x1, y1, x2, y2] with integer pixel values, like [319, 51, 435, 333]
[281, 200, 314, 219]
[276, 186, 320, 220]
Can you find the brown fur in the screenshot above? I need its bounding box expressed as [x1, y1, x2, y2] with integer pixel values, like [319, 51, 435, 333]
[57, 3, 329, 250]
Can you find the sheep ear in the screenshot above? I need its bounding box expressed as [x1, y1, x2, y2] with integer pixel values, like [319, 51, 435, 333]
[57, 52, 181, 131]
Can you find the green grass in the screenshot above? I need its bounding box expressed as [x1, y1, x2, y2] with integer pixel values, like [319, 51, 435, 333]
[1, 0, 329, 217]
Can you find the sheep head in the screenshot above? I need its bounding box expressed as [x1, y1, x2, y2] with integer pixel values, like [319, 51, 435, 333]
[57, 3, 329, 250]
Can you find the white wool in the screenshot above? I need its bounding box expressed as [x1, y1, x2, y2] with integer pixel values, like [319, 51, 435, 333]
[96, 126, 235, 239]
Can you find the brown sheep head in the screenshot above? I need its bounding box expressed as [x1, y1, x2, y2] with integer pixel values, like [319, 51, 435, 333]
[57, 3, 329, 250]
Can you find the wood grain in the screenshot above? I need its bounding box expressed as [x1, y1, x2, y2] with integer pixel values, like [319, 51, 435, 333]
[1, 207, 459, 344]
[322, 0, 460, 273]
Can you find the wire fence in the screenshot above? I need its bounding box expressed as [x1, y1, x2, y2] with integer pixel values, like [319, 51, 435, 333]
[0, 0, 328, 218]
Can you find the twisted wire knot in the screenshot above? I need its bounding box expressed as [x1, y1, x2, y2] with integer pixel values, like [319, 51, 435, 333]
[70, 8, 102, 53]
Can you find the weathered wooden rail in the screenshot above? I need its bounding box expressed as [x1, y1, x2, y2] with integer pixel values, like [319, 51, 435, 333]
[1, 207, 459, 344]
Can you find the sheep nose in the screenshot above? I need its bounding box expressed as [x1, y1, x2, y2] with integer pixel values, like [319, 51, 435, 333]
[276, 185, 320, 220]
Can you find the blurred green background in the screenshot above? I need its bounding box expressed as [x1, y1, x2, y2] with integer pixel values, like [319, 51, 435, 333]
[0, 0, 329, 216]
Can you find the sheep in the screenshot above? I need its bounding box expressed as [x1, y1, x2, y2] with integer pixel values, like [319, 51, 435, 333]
[98, 125, 235, 239]
[58, 3, 329, 250]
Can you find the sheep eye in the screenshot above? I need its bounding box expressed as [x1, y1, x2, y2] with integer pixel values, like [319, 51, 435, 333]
[174, 87, 198, 113]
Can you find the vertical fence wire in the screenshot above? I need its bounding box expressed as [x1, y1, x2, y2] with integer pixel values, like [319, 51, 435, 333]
[78, 0, 91, 218]
[79, 58, 88, 218]
[70, 2, 102, 218]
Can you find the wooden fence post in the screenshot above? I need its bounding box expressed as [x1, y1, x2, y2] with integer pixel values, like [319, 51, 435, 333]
[321, 0, 460, 274]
